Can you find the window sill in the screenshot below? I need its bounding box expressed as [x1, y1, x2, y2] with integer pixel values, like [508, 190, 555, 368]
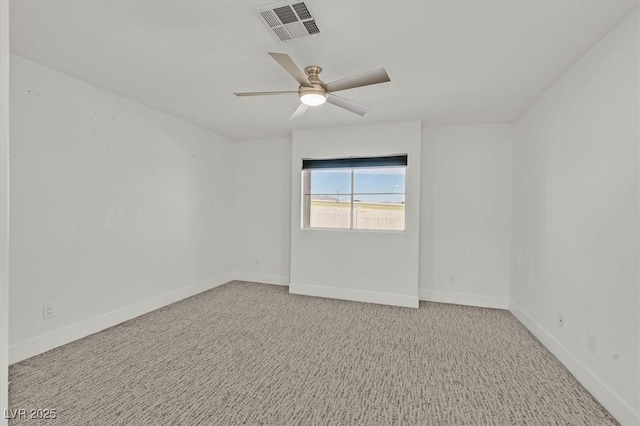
[301, 227, 405, 234]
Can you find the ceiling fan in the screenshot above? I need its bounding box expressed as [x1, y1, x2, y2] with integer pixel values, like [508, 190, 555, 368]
[234, 52, 391, 120]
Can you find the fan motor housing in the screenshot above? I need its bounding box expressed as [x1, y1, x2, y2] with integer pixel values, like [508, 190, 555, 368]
[299, 85, 326, 96]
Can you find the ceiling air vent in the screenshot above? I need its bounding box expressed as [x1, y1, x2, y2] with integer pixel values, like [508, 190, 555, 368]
[257, 1, 321, 43]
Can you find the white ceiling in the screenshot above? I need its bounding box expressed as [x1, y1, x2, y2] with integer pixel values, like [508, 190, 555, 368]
[9, 0, 639, 141]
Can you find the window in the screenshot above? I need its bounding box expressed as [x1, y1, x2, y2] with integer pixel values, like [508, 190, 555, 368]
[302, 155, 407, 231]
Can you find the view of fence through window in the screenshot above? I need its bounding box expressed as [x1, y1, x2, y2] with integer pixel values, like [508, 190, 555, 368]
[302, 167, 406, 231]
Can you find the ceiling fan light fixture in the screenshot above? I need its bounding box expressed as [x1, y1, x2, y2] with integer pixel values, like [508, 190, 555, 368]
[300, 91, 327, 106]
[234, 53, 390, 118]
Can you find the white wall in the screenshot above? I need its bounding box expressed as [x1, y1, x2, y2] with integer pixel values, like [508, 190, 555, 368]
[0, 1, 10, 423]
[9, 55, 235, 363]
[289, 121, 421, 308]
[233, 123, 513, 309]
[420, 124, 512, 309]
[233, 137, 291, 285]
[510, 10, 639, 425]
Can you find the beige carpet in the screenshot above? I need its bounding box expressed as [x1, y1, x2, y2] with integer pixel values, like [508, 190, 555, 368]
[9, 281, 617, 425]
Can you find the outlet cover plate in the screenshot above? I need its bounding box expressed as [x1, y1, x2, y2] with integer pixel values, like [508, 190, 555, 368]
[587, 334, 597, 354]
[43, 304, 55, 320]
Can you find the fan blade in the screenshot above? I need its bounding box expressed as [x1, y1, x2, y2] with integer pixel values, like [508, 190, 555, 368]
[324, 68, 390, 93]
[326, 94, 370, 116]
[234, 91, 298, 97]
[290, 103, 309, 120]
[269, 52, 312, 88]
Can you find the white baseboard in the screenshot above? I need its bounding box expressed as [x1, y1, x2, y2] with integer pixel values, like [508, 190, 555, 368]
[9, 273, 235, 365]
[419, 289, 508, 310]
[290, 283, 419, 308]
[234, 271, 289, 286]
[509, 300, 639, 426]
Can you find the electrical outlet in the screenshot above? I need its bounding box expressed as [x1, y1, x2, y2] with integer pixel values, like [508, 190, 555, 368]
[43, 304, 55, 320]
[558, 314, 564, 328]
[449, 275, 456, 284]
[587, 334, 597, 354]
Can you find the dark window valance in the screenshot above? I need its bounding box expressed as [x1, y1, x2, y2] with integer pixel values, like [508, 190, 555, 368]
[302, 154, 407, 170]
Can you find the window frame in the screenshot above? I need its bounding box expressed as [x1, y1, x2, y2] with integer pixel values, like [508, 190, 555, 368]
[301, 155, 407, 232]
